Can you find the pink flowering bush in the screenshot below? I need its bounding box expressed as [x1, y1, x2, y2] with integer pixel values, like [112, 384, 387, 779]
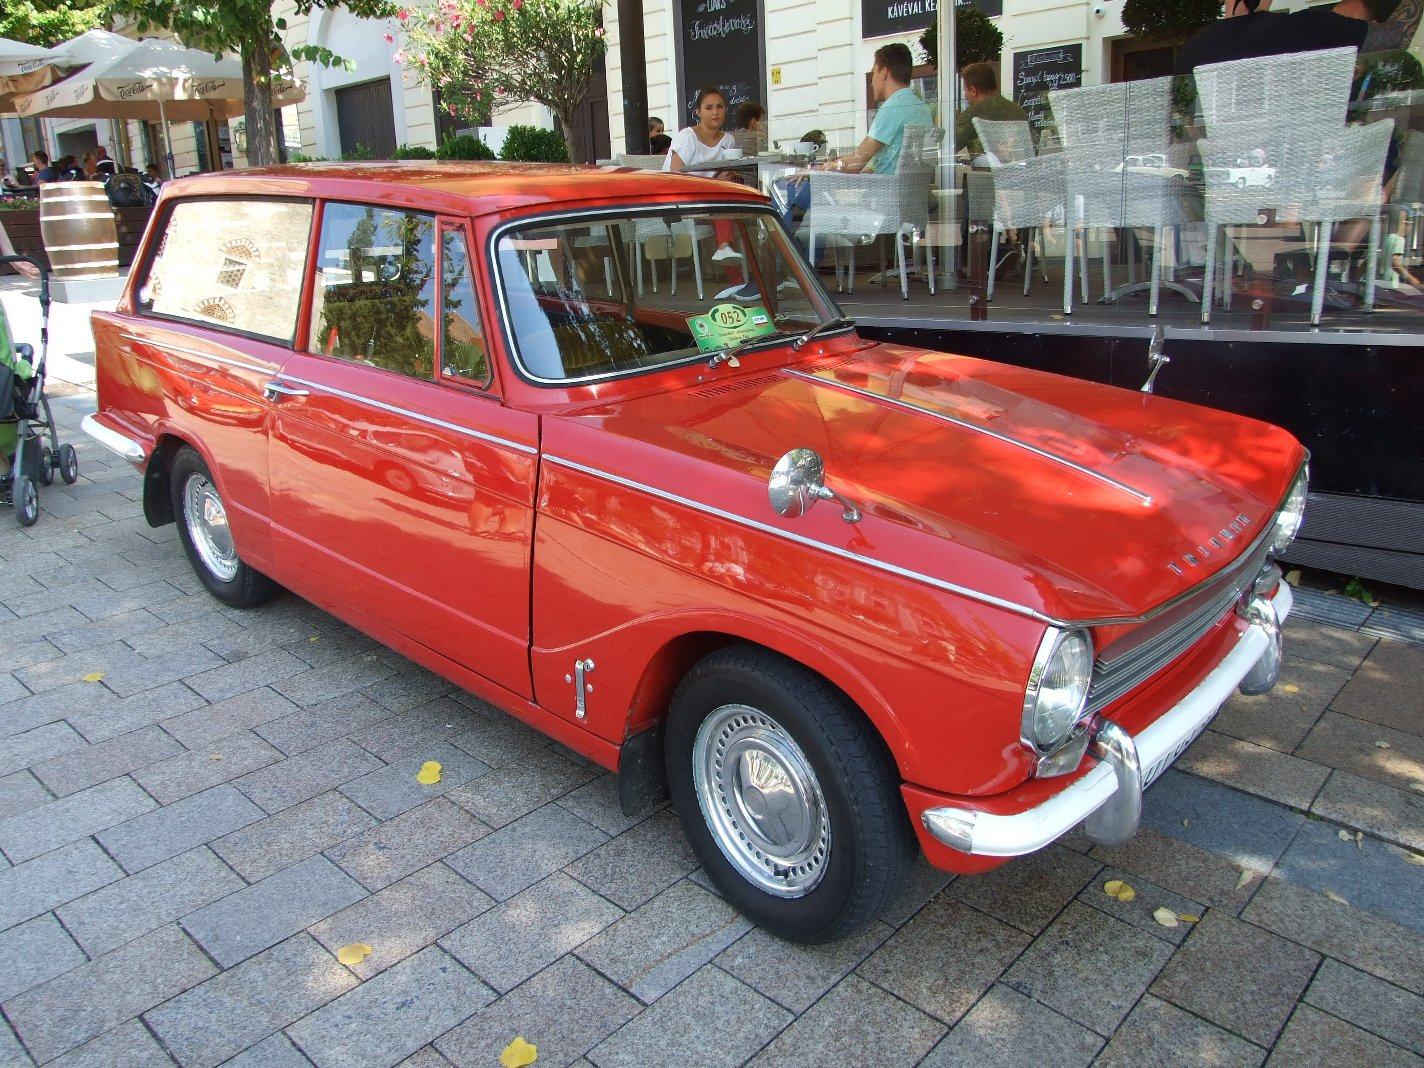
[398, 0, 605, 157]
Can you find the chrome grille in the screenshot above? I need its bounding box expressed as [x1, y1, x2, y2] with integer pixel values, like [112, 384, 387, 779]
[1085, 535, 1272, 716]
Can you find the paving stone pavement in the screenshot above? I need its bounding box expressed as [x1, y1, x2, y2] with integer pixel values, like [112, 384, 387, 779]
[1, 386, 1422, 1067]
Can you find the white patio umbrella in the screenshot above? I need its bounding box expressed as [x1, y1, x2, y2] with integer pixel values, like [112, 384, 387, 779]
[12, 35, 304, 174]
[0, 37, 74, 111]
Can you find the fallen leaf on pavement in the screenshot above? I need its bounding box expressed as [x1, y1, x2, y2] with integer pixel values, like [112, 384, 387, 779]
[1178, 914, 1201, 923]
[1338, 829, 1353, 842]
[1375, 740, 1392, 749]
[1282, 684, 1299, 694]
[82, 671, 105, 682]
[336, 943, 373, 966]
[1236, 869, 1257, 890]
[1152, 907, 1179, 928]
[1103, 879, 1136, 902]
[1323, 889, 1349, 906]
[500, 1037, 538, 1067]
[1404, 854, 1424, 867]
[416, 760, 442, 785]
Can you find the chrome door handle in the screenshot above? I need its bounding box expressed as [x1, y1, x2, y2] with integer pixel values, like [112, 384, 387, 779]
[263, 381, 309, 401]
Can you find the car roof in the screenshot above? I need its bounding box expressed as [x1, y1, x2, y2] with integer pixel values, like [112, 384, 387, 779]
[156, 161, 770, 218]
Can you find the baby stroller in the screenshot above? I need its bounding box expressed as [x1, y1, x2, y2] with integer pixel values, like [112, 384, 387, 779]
[1, 255, 78, 526]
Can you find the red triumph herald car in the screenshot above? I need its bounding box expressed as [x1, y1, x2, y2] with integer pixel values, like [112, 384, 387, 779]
[83, 162, 1307, 943]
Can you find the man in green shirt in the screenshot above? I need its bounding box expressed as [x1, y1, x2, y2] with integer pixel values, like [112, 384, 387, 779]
[956, 62, 1031, 160]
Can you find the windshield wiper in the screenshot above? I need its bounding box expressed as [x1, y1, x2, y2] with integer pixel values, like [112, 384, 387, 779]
[792, 315, 856, 350]
[707, 329, 800, 368]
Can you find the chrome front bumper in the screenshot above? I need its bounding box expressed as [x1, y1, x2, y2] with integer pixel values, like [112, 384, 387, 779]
[922, 580, 1291, 858]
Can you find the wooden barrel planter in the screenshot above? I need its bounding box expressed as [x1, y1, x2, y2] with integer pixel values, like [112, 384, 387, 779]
[39, 182, 119, 280]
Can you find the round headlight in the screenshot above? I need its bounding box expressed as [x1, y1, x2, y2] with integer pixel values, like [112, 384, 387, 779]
[1270, 467, 1309, 556]
[1022, 629, 1094, 752]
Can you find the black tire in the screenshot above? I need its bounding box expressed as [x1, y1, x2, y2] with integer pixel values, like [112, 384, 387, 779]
[665, 644, 916, 943]
[38, 447, 54, 486]
[15, 476, 39, 526]
[58, 443, 79, 484]
[170, 446, 277, 608]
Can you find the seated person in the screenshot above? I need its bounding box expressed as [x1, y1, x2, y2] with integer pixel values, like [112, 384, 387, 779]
[774, 44, 932, 241]
[734, 101, 769, 154]
[1378, 209, 1421, 292]
[650, 132, 672, 155]
[1176, 0, 1401, 76]
[955, 63, 1031, 162]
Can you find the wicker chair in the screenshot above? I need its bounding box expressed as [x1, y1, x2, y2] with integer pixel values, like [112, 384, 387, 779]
[972, 117, 1063, 301]
[1191, 47, 1387, 325]
[1048, 76, 1193, 316]
[796, 125, 939, 299]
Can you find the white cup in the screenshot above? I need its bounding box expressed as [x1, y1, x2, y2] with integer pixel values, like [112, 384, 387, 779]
[724, 148, 745, 160]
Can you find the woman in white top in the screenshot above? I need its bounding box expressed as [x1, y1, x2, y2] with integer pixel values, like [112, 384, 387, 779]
[664, 86, 737, 174]
[664, 86, 744, 270]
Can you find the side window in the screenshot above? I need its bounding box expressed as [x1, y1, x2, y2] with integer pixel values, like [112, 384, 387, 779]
[137, 198, 311, 343]
[307, 202, 438, 380]
[439, 224, 489, 387]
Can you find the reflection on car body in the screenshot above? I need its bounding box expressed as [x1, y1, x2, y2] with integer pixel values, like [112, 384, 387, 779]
[84, 162, 1307, 944]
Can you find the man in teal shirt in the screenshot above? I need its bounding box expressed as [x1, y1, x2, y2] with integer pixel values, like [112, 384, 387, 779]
[828, 43, 933, 174]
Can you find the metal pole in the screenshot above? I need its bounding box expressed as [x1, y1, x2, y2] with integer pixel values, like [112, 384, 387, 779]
[937, 3, 958, 287]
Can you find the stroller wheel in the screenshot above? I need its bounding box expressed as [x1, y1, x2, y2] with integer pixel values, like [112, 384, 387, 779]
[58, 444, 79, 485]
[38, 448, 54, 486]
[15, 476, 39, 527]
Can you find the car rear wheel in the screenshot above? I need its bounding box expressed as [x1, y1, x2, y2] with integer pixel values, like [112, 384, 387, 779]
[665, 644, 915, 943]
[170, 446, 277, 608]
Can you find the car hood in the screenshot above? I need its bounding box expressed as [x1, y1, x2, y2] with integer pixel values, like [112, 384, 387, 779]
[542, 342, 1306, 621]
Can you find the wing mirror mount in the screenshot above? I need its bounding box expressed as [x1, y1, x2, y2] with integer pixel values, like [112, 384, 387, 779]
[769, 448, 861, 524]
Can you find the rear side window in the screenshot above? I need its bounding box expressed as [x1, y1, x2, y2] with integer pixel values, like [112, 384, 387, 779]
[137, 198, 312, 343]
[307, 202, 439, 380]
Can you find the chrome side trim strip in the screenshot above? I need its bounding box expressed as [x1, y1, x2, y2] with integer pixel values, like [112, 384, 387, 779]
[119, 333, 274, 377]
[787, 368, 1153, 505]
[81, 414, 145, 464]
[274, 373, 539, 455]
[120, 332, 535, 455]
[544, 454, 1058, 625]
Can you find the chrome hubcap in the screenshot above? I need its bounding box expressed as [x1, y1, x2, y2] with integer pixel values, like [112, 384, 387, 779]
[183, 472, 238, 582]
[692, 704, 830, 897]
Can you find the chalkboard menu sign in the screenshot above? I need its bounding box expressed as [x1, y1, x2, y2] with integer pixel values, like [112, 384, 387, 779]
[676, 0, 764, 128]
[1011, 44, 1082, 143]
[861, 0, 1001, 42]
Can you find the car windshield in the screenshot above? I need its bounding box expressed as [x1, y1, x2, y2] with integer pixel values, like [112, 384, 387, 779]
[494, 208, 844, 384]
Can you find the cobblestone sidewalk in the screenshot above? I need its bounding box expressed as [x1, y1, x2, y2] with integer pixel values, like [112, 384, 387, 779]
[2, 392, 1421, 1068]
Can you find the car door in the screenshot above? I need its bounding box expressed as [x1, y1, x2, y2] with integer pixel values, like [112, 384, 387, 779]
[119, 195, 317, 571]
[266, 203, 538, 699]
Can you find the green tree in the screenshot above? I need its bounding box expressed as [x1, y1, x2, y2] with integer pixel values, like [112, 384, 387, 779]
[102, 0, 398, 167]
[399, 0, 606, 160]
[1122, 0, 1221, 45]
[0, 1, 107, 48]
[918, 5, 1005, 70]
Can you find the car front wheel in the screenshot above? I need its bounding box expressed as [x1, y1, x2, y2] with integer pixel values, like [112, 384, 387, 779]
[170, 446, 277, 608]
[665, 645, 915, 943]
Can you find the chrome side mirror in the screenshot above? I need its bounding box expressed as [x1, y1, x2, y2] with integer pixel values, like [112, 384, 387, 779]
[769, 448, 861, 523]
